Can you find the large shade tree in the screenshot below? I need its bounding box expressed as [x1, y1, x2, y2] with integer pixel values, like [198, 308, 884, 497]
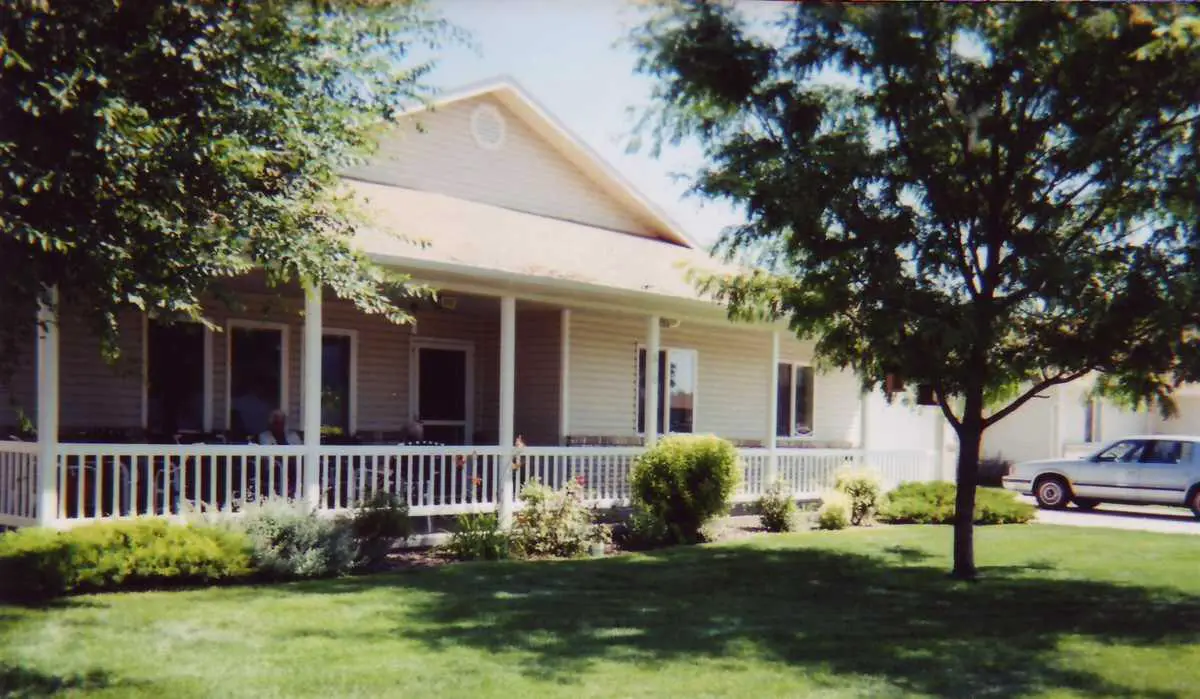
[0, 0, 457, 366]
[633, 2, 1200, 578]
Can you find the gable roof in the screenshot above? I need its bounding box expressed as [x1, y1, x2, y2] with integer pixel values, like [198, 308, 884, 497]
[401, 76, 697, 249]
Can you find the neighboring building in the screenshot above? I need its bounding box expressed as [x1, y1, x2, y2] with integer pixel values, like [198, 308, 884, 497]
[983, 374, 1200, 464]
[0, 78, 951, 528]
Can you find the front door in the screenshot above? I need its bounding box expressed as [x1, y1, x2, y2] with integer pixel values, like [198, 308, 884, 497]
[411, 340, 473, 445]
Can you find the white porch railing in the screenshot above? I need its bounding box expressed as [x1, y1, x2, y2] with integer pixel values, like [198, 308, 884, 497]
[54, 443, 304, 522]
[0, 443, 939, 527]
[0, 441, 38, 527]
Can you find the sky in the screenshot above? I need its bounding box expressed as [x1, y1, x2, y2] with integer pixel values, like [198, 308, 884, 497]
[424, 0, 746, 247]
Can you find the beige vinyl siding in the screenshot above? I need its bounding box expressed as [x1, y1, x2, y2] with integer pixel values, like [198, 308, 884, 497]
[661, 323, 771, 440]
[346, 95, 657, 237]
[0, 326, 35, 433]
[58, 310, 144, 430]
[567, 311, 862, 445]
[567, 311, 644, 437]
[779, 340, 862, 447]
[514, 309, 561, 446]
[0, 309, 143, 433]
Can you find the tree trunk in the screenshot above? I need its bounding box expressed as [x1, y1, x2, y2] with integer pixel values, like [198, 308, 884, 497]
[951, 384, 986, 581]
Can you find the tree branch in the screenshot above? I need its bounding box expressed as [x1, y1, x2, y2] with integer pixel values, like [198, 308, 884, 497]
[983, 369, 1090, 428]
[935, 386, 963, 431]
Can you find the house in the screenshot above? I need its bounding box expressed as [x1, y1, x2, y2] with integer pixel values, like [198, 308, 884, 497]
[0, 78, 952, 529]
[983, 374, 1200, 464]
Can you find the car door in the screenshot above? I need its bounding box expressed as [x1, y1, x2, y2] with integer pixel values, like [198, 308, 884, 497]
[1131, 439, 1192, 504]
[1071, 439, 1144, 500]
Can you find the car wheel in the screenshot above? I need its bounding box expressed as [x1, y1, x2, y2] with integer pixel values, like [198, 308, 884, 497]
[1073, 498, 1100, 511]
[1188, 487, 1200, 519]
[1034, 477, 1070, 509]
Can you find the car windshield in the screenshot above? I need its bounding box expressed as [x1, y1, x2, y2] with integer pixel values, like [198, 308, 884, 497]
[1094, 440, 1146, 462]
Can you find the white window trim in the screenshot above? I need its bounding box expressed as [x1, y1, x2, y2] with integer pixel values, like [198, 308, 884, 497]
[298, 328, 359, 437]
[779, 362, 817, 440]
[226, 319, 290, 431]
[141, 313, 214, 433]
[635, 344, 699, 436]
[409, 337, 476, 445]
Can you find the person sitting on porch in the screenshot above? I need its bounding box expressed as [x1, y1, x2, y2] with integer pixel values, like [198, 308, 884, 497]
[258, 409, 301, 446]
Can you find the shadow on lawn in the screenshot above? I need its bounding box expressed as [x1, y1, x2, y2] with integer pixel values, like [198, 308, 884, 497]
[0, 664, 122, 698]
[290, 544, 1200, 698]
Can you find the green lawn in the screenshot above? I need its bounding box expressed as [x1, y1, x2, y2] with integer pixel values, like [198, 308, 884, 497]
[3, 525, 1200, 699]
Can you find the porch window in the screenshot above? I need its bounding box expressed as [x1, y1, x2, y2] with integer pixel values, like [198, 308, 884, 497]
[229, 325, 285, 439]
[321, 334, 353, 437]
[146, 321, 205, 434]
[777, 363, 814, 438]
[636, 347, 697, 434]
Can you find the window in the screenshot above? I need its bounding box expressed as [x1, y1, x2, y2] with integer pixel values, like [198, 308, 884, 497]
[777, 363, 815, 438]
[228, 324, 286, 438]
[1094, 439, 1146, 463]
[636, 347, 697, 434]
[146, 321, 206, 434]
[1140, 440, 1186, 465]
[321, 334, 354, 436]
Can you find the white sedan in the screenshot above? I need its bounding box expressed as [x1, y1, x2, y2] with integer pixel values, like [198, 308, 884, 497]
[1002, 435, 1200, 517]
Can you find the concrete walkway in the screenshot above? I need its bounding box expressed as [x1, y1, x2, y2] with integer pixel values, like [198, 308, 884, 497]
[1025, 497, 1200, 535]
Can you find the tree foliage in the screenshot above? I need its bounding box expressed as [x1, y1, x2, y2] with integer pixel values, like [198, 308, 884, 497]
[0, 0, 458, 364]
[633, 2, 1200, 577]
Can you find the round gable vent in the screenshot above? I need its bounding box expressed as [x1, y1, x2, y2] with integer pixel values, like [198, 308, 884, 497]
[470, 104, 507, 151]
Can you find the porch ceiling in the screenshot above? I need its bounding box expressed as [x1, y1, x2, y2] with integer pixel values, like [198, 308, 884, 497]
[346, 179, 745, 310]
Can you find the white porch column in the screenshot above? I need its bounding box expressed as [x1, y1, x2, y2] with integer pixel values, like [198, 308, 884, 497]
[302, 282, 322, 507]
[859, 389, 872, 470]
[644, 315, 661, 445]
[765, 331, 780, 484]
[498, 295, 517, 528]
[934, 413, 949, 482]
[559, 308, 570, 445]
[35, 287, 60, 526]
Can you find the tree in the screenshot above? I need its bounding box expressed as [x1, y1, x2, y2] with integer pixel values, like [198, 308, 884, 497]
[0, 0, 458, 365]
[632, 2, 1200, 578]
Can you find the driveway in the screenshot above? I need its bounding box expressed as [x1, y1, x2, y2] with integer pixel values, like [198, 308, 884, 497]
[1023, 497, 1200, 535]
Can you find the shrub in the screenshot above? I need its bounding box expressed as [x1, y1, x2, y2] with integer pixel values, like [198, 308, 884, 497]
[0, 527, 73, 601]
[511, 479, 592, 558]
[815, 492, 851, 530]
[877, 481, 1036, 525]
[977, 458, 1012, 487]
[350, 492, 412, 568]
[630, 435, 740, 544]
[0, 521, 253, 602]
[755, 480, 798, 532]
[234, 499, 355, 579]
[617, 504, 671, 550]
[446, 513, 509, 561]
[833, 468, 882, 526]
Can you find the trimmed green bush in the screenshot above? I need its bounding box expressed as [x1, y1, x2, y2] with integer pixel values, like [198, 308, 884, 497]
[446, 513, 509, 561]
[617, 504, 672, 550]
[755, 480, 798, 532]
[234, 499, 355, 579]
[878, 481, 1035, 525]
[0, 521, 252, 602]
[350, 492, 413, 568]
[630, 435, 740, 544]
[833, 468, 882, 526]
[815, 492, 851, 530]
[511, 479, 592, 558]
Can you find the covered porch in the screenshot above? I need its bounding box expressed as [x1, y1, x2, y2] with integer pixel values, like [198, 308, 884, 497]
[0, 273, 939, 529]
